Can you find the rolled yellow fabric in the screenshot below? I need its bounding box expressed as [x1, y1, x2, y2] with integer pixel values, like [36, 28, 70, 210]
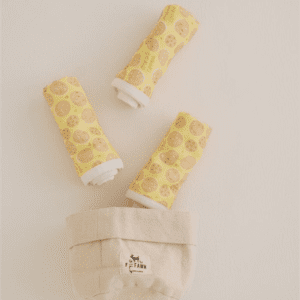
[112, 4, 200, 108]
[125, 112, 211, 209]
[43, 76, 123, 186]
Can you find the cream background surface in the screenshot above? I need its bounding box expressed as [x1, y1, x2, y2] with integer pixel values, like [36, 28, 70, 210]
[1, 0, 299, 299]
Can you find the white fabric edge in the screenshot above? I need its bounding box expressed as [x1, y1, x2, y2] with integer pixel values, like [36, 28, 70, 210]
[80, 158, 124, 186]
[125, 189, 169, 210]
[111, 78, 150, 108]
[91, 169, 118, 186]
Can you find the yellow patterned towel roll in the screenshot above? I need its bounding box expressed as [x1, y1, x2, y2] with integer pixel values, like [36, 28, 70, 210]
[43, 77, 123, 186]
[125, 112, 211, 210]
[112, 4, 200, 108]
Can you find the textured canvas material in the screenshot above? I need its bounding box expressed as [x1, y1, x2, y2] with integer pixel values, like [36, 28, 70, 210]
[66, 207, 199, 300]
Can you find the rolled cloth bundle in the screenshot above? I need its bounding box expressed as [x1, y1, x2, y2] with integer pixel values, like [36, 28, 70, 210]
[125, 112, 211, 210]
[43, 76, 123, 186]
[112, 4, 200, 108]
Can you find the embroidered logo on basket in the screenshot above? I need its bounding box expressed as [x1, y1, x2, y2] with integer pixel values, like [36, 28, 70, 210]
[120, 251, 152, 275]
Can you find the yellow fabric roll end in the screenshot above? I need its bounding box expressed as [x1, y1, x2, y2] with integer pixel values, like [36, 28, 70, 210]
[116, 4, 200, 99]
[128, 112, 211, 209]
[43, 76, 121, 178]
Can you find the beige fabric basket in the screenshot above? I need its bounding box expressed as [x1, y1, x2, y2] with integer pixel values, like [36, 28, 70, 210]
[66, 207, 199, 300]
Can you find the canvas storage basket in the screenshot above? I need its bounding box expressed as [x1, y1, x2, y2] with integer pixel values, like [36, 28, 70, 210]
[66, 207, 199, 300]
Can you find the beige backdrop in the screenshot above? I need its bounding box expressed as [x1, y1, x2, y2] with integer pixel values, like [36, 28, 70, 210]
[1, 0, 299, 299]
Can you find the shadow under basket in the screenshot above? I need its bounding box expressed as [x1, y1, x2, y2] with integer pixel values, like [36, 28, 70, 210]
[66, 207, 199, 300]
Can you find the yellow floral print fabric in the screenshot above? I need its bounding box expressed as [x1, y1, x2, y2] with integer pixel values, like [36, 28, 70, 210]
[116, 4, 200, 98]
[43, 77, 121, 177]
[128, 112, 211, 209]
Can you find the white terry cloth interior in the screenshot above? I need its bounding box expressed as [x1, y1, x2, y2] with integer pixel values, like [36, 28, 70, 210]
[80, 158, 124, 186]
[125, 189, 169, 210]
[111, 78, 150, 109]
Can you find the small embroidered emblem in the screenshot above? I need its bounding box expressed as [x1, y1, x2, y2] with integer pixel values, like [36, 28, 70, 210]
[120, 251, 152, 275]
